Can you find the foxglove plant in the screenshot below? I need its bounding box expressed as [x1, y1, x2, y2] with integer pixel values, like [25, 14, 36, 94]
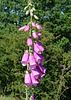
[19, 0, 46, 99]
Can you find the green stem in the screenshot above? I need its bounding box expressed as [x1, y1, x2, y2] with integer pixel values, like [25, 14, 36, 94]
[26, 0, 33, 100]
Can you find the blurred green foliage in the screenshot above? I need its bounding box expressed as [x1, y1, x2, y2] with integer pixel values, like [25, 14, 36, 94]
[0, 0, 71, 100]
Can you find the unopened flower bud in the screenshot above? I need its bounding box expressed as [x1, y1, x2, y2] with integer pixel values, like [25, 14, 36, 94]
[19, 26, 25, 31]
[34, 15, 39, 19]
[26, 10, 29, 15]
[24, 6, 28, 10]
[24, 26, 30, 32]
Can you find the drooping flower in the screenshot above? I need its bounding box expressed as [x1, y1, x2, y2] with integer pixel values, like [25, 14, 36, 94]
[31, 73, 40, 86]
[29, 53, 37, 67]
[32, 22, 36, 27]
[24, 71, 32, 86]
[37, 64, 47, 73]
[33, 43, 41, 54]
[21, 51, 29, 66]
[31, 68, 45, 79]
[38, 36, 42, 40]
[31, 69, 40, 79]
[19, 26, 25, 31]
[30, 94, 34, 100]
[32, 32, 38, 39]
[24, 26, 30, 32]
[34, 52, 41, 63]
[36, 25, 42, 30]
[36, 32, 41, 36]
[36, 42, 44, 52]
[27, 38, 33, 46]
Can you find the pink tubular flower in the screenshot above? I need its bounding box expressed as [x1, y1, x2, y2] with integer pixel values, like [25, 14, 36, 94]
[29, 54, 37, 67]
[24, 71, 32, 86]
[37, 64, 47, 73]
[24, 26, 30, 32]
[27, 38, 33, 46]
[36, 42, 44, 52]
[21, 51, 29, 66]
[32, 22, 36, 27]
[31, 73, 40, 86]
[19, 26, 25, 31]
[34, 52, 41, 63]
[33, 43, 41, 54]
[36, 25, 42, 30]
[32, 32, 38, 39]
[30, 94, 34, 100]
[38, 36, 42, 40]
[37, 32, 41, 36]
[31, 69, 40, 79]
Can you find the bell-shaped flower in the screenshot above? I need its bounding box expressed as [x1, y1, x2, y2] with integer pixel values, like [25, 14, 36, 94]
[31, 69, 40, 79]
[21, 51, 29, 66]
[31, 73, 40, 86]
[32, 32, 38, 39]
[36, 42, 44, 52]
[29, 53, 37, 67]
[34, 52, 41, 63]
[37, 64, 47, 73]
[37, 32, 41, 36]
[38, 36, 42, 40]
[33, 43, 41, 54]
[36, 25, 42, 30]
[19, 26, 25, 31]
[27, 38, 33, 46]
[32, 22, 36, 27]
[31, 68, 45, 79]
[30, 94, 34, 100]
[24, 26, 30, 32]
[24, 71, 32, 86]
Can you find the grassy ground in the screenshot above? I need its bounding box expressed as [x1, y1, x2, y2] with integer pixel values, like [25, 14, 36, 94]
[0, 96, 17, 100]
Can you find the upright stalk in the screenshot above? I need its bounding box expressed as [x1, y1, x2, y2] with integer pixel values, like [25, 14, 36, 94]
[26, 0, 33, 100]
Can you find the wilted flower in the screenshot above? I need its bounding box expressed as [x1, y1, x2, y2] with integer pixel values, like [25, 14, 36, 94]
[24, 71, 32, 86]
[36, 25, 42, 30]
[21, 51, 29, 66]
[27, 38, 33, 46]
[19, 26, 25, 31]
[24, 26, 30, 32]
